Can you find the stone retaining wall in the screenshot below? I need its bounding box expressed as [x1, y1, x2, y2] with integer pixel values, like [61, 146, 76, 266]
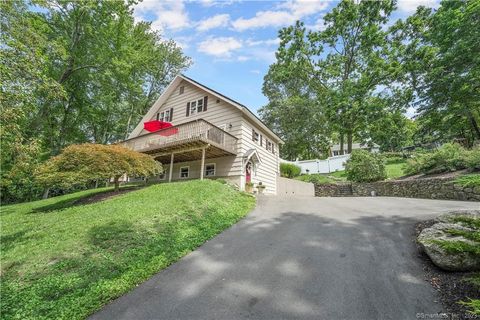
[314, 177, 480, 201]
[314, 183, 342, 197]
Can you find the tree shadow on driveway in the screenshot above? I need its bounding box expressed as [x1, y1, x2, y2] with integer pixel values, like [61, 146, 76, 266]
[90, 197, 453, 320]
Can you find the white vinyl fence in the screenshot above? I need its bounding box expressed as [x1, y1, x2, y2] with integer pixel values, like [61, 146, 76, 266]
[281, 154, 351, 174]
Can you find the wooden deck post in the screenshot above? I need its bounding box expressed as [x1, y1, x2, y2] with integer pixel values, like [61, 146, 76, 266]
[169, 153, 174, 182]
[200, 147, 206, 180]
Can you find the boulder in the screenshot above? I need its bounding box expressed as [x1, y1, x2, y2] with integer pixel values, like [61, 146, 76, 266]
[417, 221, 480, 271]
[435, 210, 480, 224]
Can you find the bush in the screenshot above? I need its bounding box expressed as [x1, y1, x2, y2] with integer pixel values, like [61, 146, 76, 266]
[405, 143, 471, 175]
[280, 163, 302, 178]
[296, 174, 333, 184]
[466, 147, 480, 170]
[454, 174, 480, 188]
[345, 150, 386, 182]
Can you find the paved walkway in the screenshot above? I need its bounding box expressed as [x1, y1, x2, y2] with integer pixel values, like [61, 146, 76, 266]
[90, 197, 479, 320]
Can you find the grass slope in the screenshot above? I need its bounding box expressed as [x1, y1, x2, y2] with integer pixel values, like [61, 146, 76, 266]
[1, 180, 255, 319]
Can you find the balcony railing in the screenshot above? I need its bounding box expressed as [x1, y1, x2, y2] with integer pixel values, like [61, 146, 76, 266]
[122, 119, 237, 155]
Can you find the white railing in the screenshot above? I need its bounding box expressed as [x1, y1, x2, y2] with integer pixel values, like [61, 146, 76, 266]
[122, 119, 237, 154]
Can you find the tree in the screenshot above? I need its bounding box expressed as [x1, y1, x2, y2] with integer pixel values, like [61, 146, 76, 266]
[260, 22, 331, 160]
[390, 0, 480, 146]
[311, 0, 396, 154]
[261, 0, 397, 159]
[1, 0, 190, 202]
[36, 144, 161, 194]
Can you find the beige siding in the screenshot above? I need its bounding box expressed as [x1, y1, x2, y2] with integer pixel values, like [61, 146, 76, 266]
[129, 78, 280, 194]
[240, 118, 280, 194]
[148, 156, 241, 187]
[139, 80, 244, 177]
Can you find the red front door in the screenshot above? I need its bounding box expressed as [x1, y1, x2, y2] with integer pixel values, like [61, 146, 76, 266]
[246, 162, 252, 183]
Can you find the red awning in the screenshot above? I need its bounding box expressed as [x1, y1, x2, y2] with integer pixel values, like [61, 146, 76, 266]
[143, 120, 178, 136]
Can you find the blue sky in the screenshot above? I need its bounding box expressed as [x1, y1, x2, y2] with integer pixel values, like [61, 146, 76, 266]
[134, 0, 439, 115]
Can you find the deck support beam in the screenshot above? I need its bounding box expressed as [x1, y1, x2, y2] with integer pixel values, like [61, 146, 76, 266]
[200, 147, 206, 180]
[168, 153, 174, 182]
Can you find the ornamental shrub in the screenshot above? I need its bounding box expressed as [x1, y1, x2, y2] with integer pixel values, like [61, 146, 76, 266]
[345, 150, 386, 182]
[405, 143, 469, 175]
[280, 163, 301, 178]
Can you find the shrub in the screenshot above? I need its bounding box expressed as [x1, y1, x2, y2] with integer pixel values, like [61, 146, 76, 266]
[36, 144, 161, 193]
[466, 147, 480, 170]
[280, 163, 301, 178]
[454, 174, 480, 188]
[296, 174, 333, 184]
[344, 150, 386, 182]
[405, 143, 469, 175]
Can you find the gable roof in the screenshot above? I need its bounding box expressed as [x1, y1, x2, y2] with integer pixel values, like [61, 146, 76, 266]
[128, 74, 283, 143]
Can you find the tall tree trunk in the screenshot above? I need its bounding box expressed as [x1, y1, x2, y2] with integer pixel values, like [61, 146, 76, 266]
[467, 111, 480, 140]
[114, 176, 120, 192]
[42, 188, 50, 199]
[347, 132, 353, 154]
[340, 134, 345, 155]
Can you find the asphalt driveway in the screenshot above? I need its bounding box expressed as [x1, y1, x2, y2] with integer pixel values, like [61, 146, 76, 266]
[90, 196, 479, 320]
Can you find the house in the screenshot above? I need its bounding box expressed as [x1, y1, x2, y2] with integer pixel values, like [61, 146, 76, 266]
[122, 74, 283, 194]
[330, 142, 380, 156]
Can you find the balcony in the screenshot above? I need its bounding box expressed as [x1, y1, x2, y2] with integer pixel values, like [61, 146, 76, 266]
[122, 119, 238, 163]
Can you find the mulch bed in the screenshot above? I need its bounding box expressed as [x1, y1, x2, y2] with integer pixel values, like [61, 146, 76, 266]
[414, 220, 480, 319]
[74, 187, 143, 206]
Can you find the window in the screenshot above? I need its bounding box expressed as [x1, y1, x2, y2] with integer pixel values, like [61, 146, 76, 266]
[159, 169, 166, 180]
[179, 86, 184, 94]
[164, 109, 170, 122]
[266, 140, 272, 152]
[187, 97, 208, 117]
[159, 111, 165, 121]
[260, 134, 263, 147]
[179, 166, 189, 178]
[205, 163, 215, 177]
[190, 100, 197, 115]
[252, 129, 259, 142]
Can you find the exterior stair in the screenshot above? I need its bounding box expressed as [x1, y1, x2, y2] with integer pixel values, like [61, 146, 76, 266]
[335, 183, 353, 196]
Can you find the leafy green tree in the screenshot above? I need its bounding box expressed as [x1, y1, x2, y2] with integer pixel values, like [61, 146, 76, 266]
[366, 110, 417, 151]
[1, 0, 190, 202]
[260, 22, 330, 160]
[36, 144, 161, 194]
[390, 0, 480, 146]
[261, 0, 397, 159]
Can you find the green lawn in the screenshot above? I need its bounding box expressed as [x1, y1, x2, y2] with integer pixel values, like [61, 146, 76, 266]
[1, 180, 255, 319]
[384, 158, 408, 180]
[294, 158, 408, 184]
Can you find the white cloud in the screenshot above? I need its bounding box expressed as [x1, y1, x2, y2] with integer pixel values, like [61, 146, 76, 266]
[305, 18, 326, 31]
[237, 56, 250, 61]
[199, 0, 238, 7]
[246, 38, 280, 46]
[198, 37, 243, 57]
[196, 14, 230, 31]
[397, 0, 439, 13]
[134, 0, 189, 32]
[250, 69, 261, 74]
[232, 0, 328, 31]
